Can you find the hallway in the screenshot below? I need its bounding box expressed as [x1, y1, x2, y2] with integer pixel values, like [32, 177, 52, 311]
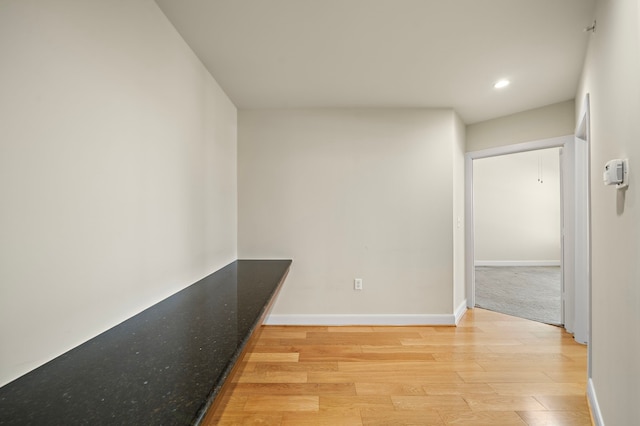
[206, 308, 589, 425]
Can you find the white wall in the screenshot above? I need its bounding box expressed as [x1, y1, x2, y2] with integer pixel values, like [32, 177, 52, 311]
[576, 0, 640, 423]
[467, 100, 575, 152]
[473, 149, 561, 264]
[238, 109, 460, 319]
[0, 0, 237, 386]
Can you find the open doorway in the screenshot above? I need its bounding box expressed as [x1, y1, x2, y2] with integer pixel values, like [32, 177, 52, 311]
[465, 99, 591, 349]
[472, 148, 562, 325]
[464, 135, 584, 340]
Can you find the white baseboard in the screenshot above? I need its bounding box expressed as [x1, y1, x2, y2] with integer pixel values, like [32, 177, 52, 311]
[475, 260, 561, 267]
[264, 313, 457, 326]
[587, 378, 604, 426]
[454, 299, 468, 325]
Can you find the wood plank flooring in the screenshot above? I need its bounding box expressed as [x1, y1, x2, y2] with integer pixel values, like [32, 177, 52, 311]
[202, 308, 590, 425]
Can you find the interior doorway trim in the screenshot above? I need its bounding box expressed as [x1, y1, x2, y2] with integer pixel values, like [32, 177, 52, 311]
[575, 94, 592, 363]
[465, 135, 574, 328]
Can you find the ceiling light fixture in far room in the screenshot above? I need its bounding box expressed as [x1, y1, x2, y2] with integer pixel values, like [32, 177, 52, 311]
[493, 79, 510, 89]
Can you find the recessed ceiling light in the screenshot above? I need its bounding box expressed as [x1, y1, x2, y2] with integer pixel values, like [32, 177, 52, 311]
[494, 79, 510, 89]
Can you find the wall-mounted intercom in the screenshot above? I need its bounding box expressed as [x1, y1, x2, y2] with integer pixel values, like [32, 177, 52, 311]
[603, 159, 629, 188]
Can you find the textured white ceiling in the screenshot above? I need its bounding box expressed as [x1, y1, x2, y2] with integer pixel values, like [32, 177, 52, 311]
[155, 0, 596, 124]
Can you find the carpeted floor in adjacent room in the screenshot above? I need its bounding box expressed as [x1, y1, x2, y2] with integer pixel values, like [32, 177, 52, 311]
[474, 266, 562, 325]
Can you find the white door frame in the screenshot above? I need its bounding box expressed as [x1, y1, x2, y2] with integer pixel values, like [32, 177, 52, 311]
[574, 94, 591, 350]
[465, 135, 580, 336]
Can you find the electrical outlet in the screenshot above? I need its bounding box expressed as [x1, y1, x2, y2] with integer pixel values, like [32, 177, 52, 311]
[354, 278, 363, 290]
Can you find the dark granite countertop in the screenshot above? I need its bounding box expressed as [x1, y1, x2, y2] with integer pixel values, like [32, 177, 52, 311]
[0, 259, 291, 425]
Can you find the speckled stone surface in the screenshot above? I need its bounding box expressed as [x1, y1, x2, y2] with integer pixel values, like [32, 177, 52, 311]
[0, 259, 291, 426]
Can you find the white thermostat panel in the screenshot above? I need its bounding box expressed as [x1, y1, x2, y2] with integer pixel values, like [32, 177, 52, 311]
[603, 159, 629, 188]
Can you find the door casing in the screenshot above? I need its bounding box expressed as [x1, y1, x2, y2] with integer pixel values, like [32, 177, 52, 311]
[464, 134, 588, 344]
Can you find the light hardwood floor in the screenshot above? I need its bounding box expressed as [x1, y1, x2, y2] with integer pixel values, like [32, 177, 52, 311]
[203, 308, 590, 425]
